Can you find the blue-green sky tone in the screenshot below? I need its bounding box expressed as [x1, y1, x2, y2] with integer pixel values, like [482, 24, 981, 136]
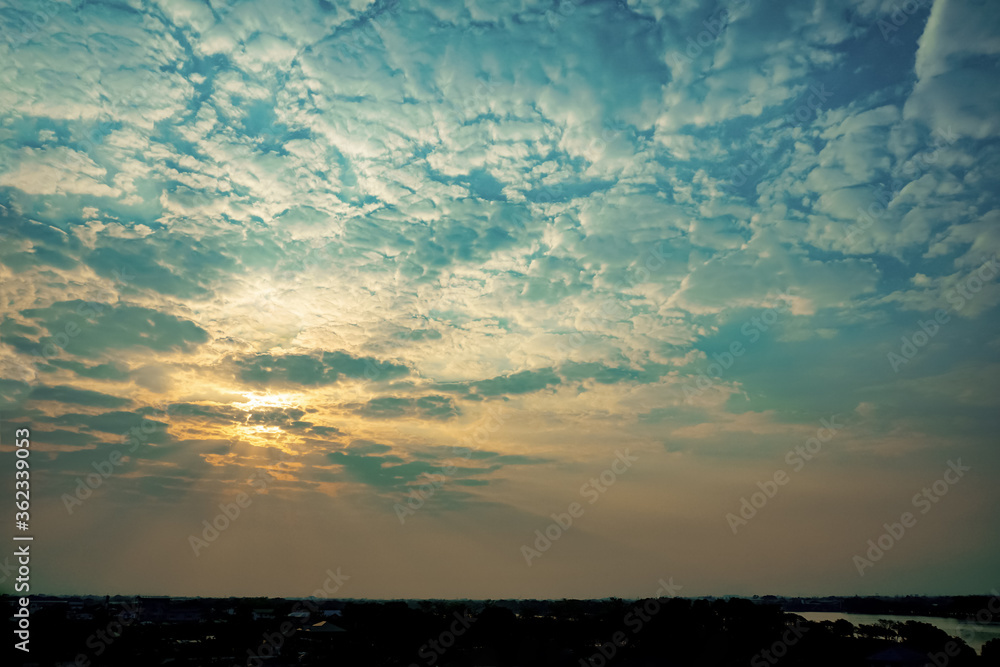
[0, 0, 998, 598]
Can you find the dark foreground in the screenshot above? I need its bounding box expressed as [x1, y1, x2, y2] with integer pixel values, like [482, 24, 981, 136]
[6, 594, 1000, 666]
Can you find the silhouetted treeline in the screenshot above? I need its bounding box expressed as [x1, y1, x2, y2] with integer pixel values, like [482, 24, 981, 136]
[5, 594, 999, 666]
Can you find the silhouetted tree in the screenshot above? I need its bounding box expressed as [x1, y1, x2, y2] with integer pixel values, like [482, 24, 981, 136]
[981, 637, 1000, 665]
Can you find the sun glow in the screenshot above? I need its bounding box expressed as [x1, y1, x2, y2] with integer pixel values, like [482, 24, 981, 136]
[233, 392, 300, 411]
[232, 422, 297, 452]
[221, 392, 306, 452]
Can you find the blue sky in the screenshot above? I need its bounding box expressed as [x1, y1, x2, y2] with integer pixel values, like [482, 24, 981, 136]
[0, 0, 998, 598]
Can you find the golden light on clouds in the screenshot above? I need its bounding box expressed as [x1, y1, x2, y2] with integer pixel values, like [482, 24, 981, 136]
[233, 391, 301, 412]
[1, 0, 997, 602]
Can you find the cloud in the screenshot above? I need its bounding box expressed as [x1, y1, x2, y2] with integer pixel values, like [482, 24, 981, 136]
[131, 364, 173, 393]
[235, 351, 410, 386]
[0, 378, 32, 409]
[0, 0, 998, 598]
[18, 301, 209, 357]
[325, 449, 438, 489]
[905, 0, 1000, 138]
[30, 428, 100, 448]
[469, 369, 562, 396]
[559, 361, 670, 386]
[44, 359, 131, 381]
[84, 242, 235, 299]
[346, 439, 392, 454]
[667, 231, 880, 315]
[355, 395, 460, 420]
[43, 411, 169, 441]
[325, 437, 550, 492]
[27, 384, 130, 408]
[0, 147, 121, 196]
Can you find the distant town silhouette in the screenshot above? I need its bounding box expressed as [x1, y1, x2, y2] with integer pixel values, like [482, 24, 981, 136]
[7, 593, 999, 666]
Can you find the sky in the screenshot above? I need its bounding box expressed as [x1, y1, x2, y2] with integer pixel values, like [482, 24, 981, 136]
[0, 0, 998, 600]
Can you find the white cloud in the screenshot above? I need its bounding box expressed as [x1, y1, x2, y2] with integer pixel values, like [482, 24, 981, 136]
[905, 0, 1000, 138]
[0, 147, 120, 197]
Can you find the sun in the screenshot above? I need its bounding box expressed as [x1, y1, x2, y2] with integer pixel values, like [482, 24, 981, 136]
[222, 391, 305, 453]
[233, 391, 299, 412]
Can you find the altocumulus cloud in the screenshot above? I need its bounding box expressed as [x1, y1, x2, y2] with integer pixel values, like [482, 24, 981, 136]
[0, 0, 998, 598]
